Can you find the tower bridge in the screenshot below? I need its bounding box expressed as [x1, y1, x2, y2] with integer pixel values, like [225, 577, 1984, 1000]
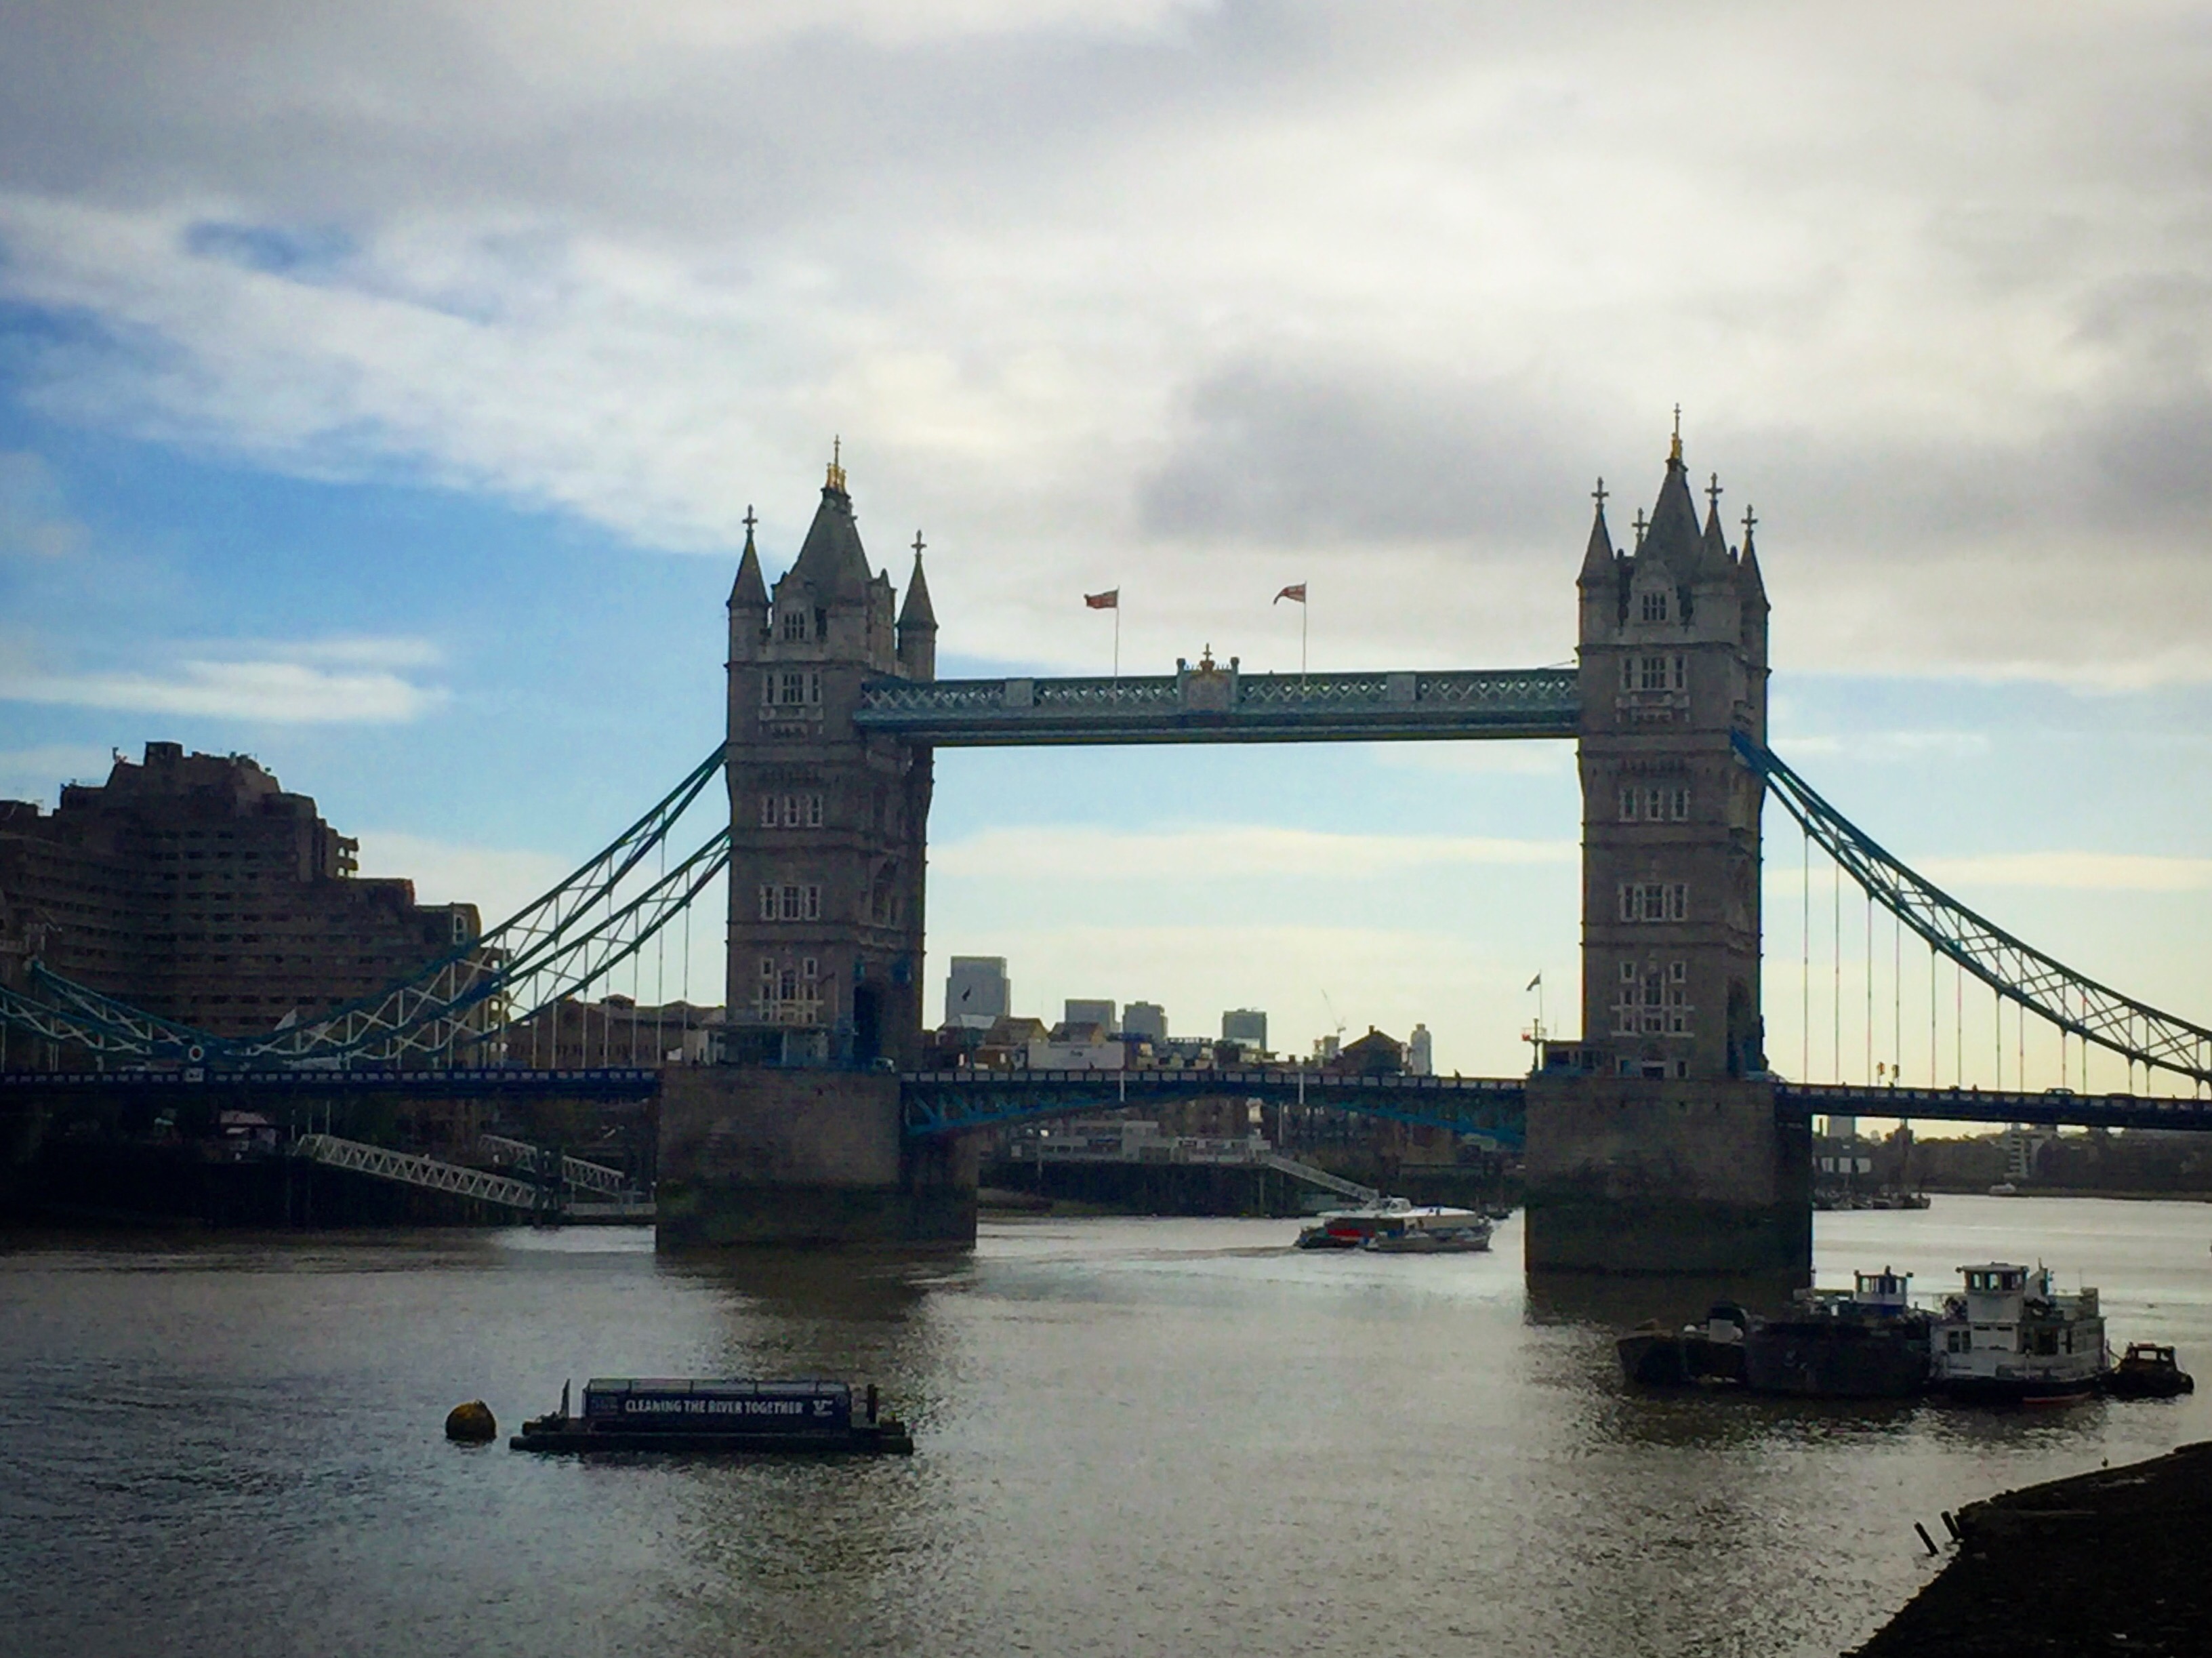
[8, 431, 2212, 1271]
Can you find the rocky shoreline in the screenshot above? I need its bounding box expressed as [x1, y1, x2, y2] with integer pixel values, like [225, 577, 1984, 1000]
[1849, 1440, 2212, 1655]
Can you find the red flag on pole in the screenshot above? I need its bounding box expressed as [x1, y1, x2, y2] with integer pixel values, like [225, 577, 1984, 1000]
[1085, 589, 1119, 609]
[1273, 583, 1306, 604]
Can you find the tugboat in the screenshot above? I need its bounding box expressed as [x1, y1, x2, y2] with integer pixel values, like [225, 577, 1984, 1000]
[511, 1378, 914, 1454]
[1929, 1263, 2107, 1404]
[2103, 1343, 2196, 1400]
[1742, 1267, 1932, 1398]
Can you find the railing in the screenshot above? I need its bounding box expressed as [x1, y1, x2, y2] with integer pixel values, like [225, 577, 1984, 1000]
[477, 1133, 639, 1196]
[295, 1133, 547, 1210]
[1258, 1153, 1383, 1205]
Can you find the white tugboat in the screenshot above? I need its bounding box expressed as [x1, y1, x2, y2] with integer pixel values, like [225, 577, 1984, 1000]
[1929, 1263, 2107, 1404]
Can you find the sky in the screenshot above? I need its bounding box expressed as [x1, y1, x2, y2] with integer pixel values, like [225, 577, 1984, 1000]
[2, 1, 2209, 1093]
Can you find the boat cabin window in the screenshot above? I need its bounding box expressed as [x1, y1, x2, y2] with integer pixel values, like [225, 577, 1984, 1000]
[1965, 1270, 2026, 1293]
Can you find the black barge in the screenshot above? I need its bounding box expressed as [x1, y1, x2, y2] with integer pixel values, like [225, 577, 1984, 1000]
[511, 1378, 914, 1455]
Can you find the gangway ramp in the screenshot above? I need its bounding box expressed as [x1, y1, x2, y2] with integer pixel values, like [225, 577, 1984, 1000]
[1258, 1154, 1381, 1207]
[295, 1134, 546, 1211]
[478, 1133, 638, 1196]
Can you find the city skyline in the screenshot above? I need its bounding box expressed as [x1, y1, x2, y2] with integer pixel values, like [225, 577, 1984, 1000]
[2, 4, 2207, 1086]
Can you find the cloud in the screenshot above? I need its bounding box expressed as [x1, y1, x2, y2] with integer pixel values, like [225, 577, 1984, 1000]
[0, 647, 447, 723]
[0, 451, 87, 559]
[3, 3, 2212, 685]
[931, 822, 1574, 882]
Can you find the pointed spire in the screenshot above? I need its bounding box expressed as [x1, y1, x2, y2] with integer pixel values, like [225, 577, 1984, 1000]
[1700, 472, 1730, 569]
[898, 530, 937, 634]
[785, 453, 872, 599]
[1578, 477, 1616, 586]
[728, 504, 767, 610]
[1638, 420, 1702, 573]
[1738, 502, 1765, 597]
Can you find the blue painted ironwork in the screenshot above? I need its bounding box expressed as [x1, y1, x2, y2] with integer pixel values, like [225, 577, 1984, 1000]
[0, 1066, 662, 1099]
[1740, 735, 2212, 1091]
[1778, 1082, 2212, 1134]
[899, 1068, 1527, 1146]
[856, 667, 1580, 746]
[0, 746, 730, 1068]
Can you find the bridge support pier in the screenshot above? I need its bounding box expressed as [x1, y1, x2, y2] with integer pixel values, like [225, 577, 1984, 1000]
[1522, 1076, 1810, 1276]
[655, 1068, 976, 1249]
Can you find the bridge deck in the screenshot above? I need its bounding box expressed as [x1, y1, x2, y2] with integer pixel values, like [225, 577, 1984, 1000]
[1777, 1081, 2212, 1133]
[855, 668, 1580, 746]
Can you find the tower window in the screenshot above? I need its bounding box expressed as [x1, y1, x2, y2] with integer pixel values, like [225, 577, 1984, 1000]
[780, 672, 805, 705]
[1639, 655, 1669, 691]
[1618, 883, 1689, 923]
[760, 794, 778, 828]
[1619, 788, 1639, 822]
[1641, 591, 1669, 623]
[781, 609, 807, 641]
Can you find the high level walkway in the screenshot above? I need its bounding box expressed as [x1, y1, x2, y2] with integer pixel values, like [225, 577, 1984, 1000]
[853, 666, 1580, 746]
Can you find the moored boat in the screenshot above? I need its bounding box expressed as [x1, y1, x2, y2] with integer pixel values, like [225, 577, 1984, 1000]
[1929, 1263, 2106, 1404]
[1616, 1302, 1749, 1386]
[1743, 1268, 1931, 1398]
[511, 1377, 913, 1454]
[2103, 1343, 2195, 1400]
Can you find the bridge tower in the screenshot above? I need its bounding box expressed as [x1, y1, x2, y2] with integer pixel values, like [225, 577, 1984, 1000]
[657, 454, 972, 1249]
[1525, 429, 1809, 1278]
[721, 453, 935, 1067]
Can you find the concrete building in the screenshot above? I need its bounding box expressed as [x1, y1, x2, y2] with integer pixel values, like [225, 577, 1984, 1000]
[1064, 998, 1118, 1036]
[1122, 1000, 1167, 1043]
[0, 743, 480, 1051]
[944, 956, 1008, 1030]
[1221, 1007, 1267, 1050]
[1407, 1022, 1433, 1076]
[722, 453, 935, 1065]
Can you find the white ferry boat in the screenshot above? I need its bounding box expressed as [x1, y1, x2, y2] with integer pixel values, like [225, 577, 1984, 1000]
[1929, 1263, 2106, 1404]
[1294, 1198, 1492, 1253]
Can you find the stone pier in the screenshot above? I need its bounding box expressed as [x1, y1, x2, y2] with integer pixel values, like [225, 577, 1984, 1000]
[654, 1066, 975, 1249]
[1522, 1075, 1811, 1275]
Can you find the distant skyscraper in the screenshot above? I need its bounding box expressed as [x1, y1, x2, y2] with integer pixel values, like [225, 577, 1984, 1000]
[1221, 1008, 1267, 1051]
[1408, 1022, 1433, 1076]
[1065, 998, 1118, 1036]
[1122, 1001, 1167, 1043]
[945, 956, 1009, 1030]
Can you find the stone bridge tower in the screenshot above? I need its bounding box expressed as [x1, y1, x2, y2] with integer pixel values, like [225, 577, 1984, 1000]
[722, 452, 936, 1067]
[1524, 429, 1807, 1280]
[1575, 430, 1768, 1082]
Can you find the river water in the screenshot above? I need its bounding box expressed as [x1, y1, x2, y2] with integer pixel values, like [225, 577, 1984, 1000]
[4, 1196, 2209, 1658]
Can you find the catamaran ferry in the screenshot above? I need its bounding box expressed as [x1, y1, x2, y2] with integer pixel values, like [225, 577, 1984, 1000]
[1294, 1198, 1492, 1253]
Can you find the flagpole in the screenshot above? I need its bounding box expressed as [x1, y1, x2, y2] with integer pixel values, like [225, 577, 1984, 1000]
[1300, 594, 1307, 683]
[1113, 605, 1120, 687]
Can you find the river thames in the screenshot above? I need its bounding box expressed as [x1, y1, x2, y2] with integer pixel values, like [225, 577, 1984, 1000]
[5, 1196, 2209, 1657]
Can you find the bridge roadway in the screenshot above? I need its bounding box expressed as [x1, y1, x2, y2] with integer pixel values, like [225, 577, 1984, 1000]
[11, 1066, 2209, 1139]
[853, 667, 1580, 746]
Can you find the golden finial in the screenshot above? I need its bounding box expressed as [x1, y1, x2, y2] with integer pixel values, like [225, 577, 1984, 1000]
[1668, 405, 1683, 464]
[826, 435, 846, 493]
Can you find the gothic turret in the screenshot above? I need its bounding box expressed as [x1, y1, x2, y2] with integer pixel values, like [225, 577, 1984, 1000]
[897, 541, 937, 680]
[723, 449, 933, 1066]
[1574, 420, 1768, 1084]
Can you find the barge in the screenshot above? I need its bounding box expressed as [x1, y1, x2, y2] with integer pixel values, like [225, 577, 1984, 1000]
[511, 1378, 914, 1455]
[1743, 1268, 1931, 1398]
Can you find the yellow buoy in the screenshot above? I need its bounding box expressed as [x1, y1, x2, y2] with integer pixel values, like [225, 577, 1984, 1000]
[445, 1400, 497, 1442]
